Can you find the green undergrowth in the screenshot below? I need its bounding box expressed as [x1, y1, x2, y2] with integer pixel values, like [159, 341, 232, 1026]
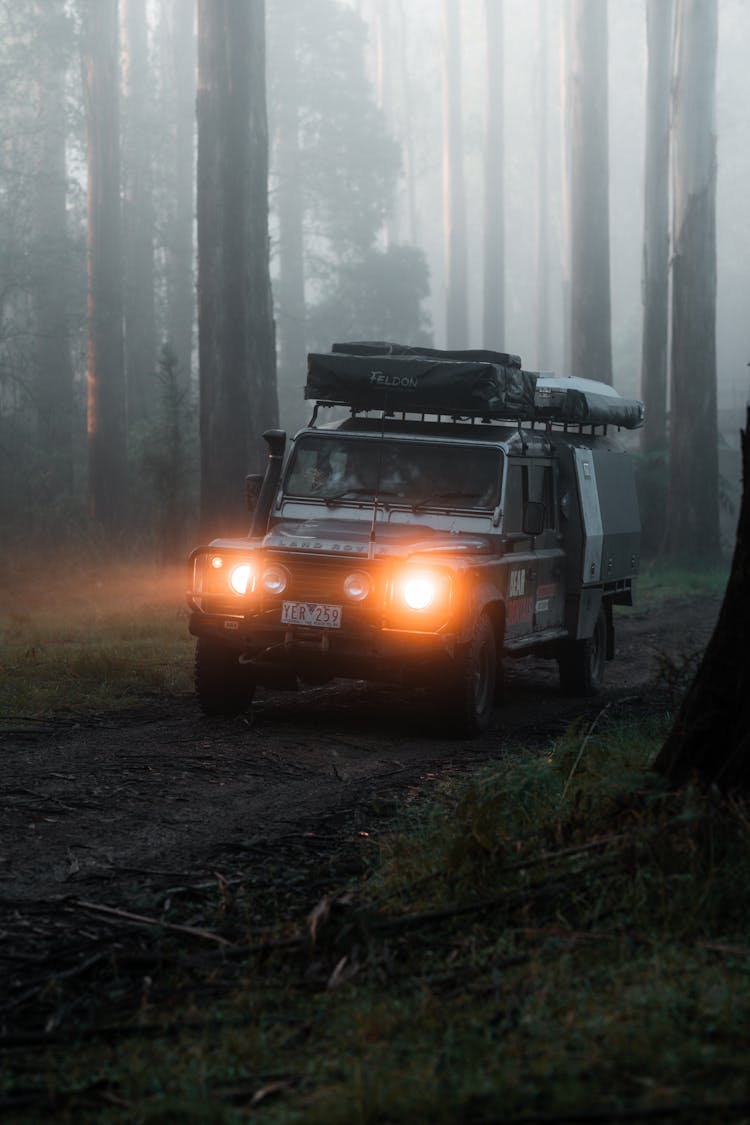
[635, 559, 729, 607]
[3, 714, 750, 1122]
[0, 559, 193, 718]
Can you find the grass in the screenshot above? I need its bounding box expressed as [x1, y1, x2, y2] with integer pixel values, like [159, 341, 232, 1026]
[635, 558, 729, 607]
[0, 557, 194, 718]
[3, 713, 750, 1123]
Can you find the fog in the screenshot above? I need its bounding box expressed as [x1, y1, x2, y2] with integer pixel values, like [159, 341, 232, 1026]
[0, 0, 746, 549]
[344, 0, 748, 409]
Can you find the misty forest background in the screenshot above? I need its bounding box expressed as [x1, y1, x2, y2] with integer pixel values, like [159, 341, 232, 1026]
[0, 0, 746, 559]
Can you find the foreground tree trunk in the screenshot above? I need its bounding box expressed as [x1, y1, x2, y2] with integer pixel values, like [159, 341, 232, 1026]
[654, 407, 750, 792]
[81, 0, 128, 530]
[663, 0, 720, 563]
[197, 0, 278, 538]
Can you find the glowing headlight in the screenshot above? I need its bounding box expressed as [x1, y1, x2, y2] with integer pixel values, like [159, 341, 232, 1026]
[261, 565, 289, 595]
[229, 563, 254, 595]
[402, 573, 437, 611]
[344, 571, 372, 602]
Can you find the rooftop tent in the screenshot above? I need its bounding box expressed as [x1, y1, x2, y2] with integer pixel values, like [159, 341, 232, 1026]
[307, 346, 645, 430]
[331, 340, 523, 369]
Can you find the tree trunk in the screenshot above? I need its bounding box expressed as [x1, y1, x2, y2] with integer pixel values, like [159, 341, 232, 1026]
[663, 0, 720, 564]
[33, 0, 74, 501]
[122, 0, 156, 429]
[640, 0, 673, 458]
[536, 0, 550, 370]
[160, 0, 196, 390]
[558, 0, 572, 376]
[273, 11, 307, 435]
[197, 0, 278, 539]
[482, 0, 504, 352]
[81, 0, 128, 530]
[395, 0, 418, 247]
[441, 0, 468, 349]
[569, 0, 612, 384]
[654, 406, 750, 792]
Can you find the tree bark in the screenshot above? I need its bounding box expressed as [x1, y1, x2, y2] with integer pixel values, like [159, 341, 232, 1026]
[273, 11, 307, 435]
[81, 0, 128, 530]
[33, 0, 74, 500]
[197, 0, 278, 539]
[160, 0, 196, 390]
[122, 0, 156, 429]
[569, 0, 612, 384]
[482, 0, 505, 352]
[536, 0, 550, 370]
[558, 0, 572, 376]
[640, 0, 673, 458]
[654, 406, 750, 792]
[441, 0, 468, 349]
[663, 0, 720, 564]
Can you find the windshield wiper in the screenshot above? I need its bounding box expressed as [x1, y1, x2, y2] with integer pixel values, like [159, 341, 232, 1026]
[411, 489, 482, 512]
[323, 487, 398, 508]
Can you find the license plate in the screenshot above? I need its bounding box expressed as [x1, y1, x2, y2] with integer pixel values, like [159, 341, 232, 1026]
[281, 601, 343, 629]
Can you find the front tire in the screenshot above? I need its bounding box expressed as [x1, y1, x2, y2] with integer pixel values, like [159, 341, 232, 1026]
[194, 637, 256, 717]
[440, 612, 497, 737]
[558, 605, 607, 696]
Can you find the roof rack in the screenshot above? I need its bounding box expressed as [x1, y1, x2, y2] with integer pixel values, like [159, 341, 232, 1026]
[305, 344, 645, 431]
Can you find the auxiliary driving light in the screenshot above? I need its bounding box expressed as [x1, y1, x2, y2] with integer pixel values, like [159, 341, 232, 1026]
[343, 571, 372, 602]
[261, 564, 289, 595]
[229, 563, 254, 595]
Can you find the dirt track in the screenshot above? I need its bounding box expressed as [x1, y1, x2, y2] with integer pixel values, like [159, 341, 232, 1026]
[0, 594, 720, 908]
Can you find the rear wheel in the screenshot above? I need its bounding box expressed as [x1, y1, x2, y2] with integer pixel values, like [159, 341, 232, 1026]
[194, 637, 256, 717]
[440, 612, 497, 737]
[558, 605, 607, 696]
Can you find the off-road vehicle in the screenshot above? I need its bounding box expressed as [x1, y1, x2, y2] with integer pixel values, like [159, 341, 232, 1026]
[187, 342, 643, 736]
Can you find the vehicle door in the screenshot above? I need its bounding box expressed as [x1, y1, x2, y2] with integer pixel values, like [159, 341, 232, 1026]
[528, 461, 566, 634]
[500, 461, 538, 642]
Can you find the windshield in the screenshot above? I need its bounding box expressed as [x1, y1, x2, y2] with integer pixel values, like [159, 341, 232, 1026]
[284, 435, 502, 510]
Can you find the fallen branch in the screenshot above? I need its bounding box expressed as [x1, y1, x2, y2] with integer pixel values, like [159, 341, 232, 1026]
[71, 899, 234, 948]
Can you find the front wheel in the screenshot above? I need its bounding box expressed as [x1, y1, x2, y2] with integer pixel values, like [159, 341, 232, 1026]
[439, 612, 497, 737]
[558, 605, 607, 696]
[194, 637, 256, 717]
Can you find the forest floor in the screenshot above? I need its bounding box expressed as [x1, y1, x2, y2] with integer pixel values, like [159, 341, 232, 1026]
[0, 591, 719, 910]
[0, 584, 735, 1122]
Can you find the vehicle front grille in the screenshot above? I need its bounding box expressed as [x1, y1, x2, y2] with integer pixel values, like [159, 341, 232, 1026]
[267, 552, 386, 607]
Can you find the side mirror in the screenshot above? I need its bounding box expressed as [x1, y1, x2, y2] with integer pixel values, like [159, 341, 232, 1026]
[245, 474, 263, 515]
[522, 500, 545, 537]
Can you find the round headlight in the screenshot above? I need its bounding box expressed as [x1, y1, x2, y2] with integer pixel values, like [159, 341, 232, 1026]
[261, 565, 289, 595]
[211, 555, 224, 569]
[402, 573, 436, 611]
[343, 571, 372, 602]
[229, 563, 253, 595]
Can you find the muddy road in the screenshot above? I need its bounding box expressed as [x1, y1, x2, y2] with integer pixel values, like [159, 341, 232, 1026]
[0, 594, 719, 909]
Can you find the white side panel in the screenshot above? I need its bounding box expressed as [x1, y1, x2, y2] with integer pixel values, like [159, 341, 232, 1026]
[574, 449, 603, 584]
